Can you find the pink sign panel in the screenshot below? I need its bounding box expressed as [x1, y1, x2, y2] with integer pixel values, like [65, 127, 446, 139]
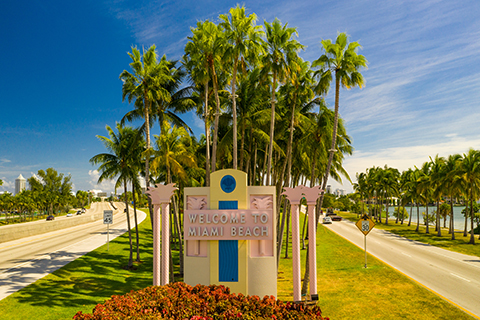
[184, 209, 274, 240]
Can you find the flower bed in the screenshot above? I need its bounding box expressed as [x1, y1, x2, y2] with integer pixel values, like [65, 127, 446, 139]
[74, 282, 327, 319]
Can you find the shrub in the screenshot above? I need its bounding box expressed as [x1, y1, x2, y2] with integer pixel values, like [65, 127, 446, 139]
[73, 282, 327, 320]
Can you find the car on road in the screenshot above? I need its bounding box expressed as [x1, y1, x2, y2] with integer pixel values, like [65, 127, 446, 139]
[76, 210, 82, 215]
[66, 213, 73, 217]
[322, 216, 332, 224]
[46, 215, 55, 221]
[331, 215, 342, 221]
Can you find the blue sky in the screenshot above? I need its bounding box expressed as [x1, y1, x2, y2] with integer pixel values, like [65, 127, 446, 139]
[1, 0, 479, 194]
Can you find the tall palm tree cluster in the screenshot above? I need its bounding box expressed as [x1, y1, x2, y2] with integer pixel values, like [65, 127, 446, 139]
[354, 149, 480, 245]
[90, 6, 368, 275]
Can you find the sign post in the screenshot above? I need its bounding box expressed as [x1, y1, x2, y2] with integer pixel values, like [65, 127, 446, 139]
[355, 214, 375, 268]
[103, 210, 113, 251]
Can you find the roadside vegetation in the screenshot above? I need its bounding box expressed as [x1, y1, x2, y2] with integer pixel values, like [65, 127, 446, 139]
[0, 169, 93, 225]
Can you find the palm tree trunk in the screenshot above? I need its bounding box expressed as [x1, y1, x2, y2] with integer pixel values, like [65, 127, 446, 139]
[231, 57, 239, 169]
[450, 199, 455, 239]
[171, 195, 184, 274]
[266, 72, 277, 186]
[143, 97, 154, 230]
[132, 182, 140, 262]
[408, 204, 413, 226]
[437, 201, 441, 236]
[469, 199, 475, 244]
[252, 142, 258, 185]
[301, 209, 307, 250]
[211, 67, 221, 173]
[464, 201, 469, 237]
[426, 205, 430, 234]
[284, 204, 291, 259]
[416, 202, 420, 232]
[204, 81, 211, 186]
[124, 180, 133, 268]
[317, 72, 340, 215]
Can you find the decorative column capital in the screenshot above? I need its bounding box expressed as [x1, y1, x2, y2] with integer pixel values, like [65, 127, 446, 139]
[146, 183, 178, 205]
[282, 185, 323, 205]
[302, 186, 323, 205]
[282, 186, 306, 205]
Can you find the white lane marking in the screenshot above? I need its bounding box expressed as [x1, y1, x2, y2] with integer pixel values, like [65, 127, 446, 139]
[450, 273, 471, 282]
[401, 252, 412, 258]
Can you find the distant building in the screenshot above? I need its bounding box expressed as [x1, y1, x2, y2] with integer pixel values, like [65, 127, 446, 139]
[326, 185, 332, 194]
[15, 174, 26, 195]
[334, 188, 346, 197]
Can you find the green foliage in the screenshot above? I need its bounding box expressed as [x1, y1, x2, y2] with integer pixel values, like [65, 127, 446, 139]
[322, 193, 335, 209]
[422, 211, 436, 225]
[392, 206, 408, 219]
[73, 283, 326, 320]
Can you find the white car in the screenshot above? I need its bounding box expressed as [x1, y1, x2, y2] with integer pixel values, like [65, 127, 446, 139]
[66, 213, 73, 217]
[322, 216, 332, 224]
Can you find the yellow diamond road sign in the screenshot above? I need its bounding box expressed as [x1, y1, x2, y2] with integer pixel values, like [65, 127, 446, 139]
[356, 214, 375, 236]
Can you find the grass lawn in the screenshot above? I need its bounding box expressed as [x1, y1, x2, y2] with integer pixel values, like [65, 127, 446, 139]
[0, 210, 476, 319]
[338, 211, 480, 258]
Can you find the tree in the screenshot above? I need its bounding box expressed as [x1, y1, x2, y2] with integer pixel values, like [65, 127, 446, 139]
[312, 32, 368, 211]
[429, 155, 446, 236]
[76, 190, 89, 208]
[441, 154, 462, 239]
[263, 18, 304, 185]
[459, 149, 480, 244]
[27, 168, 73, 215]
[120, 45, 173, 221]
[416, 161, 432, 233]
[90, 123, 143, 268]
[219, 5, 263, 169]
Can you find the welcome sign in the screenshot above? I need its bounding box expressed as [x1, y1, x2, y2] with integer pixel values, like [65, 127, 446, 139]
[184, 209, 273, 240]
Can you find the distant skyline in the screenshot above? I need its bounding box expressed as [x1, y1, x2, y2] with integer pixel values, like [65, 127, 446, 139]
[1, 0, 479, 195]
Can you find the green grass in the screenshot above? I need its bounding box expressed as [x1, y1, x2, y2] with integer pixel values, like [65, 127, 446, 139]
[0, 211, 476, 319]
[339, 211, 480, 257]
[276, 217, 476, 319]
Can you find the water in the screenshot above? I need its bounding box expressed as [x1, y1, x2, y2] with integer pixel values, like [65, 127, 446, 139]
[400, 206, 471, 231]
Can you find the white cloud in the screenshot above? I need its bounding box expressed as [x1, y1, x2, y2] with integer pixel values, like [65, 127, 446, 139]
[329, 135, 480, 193]
[88, 170, 116, 194]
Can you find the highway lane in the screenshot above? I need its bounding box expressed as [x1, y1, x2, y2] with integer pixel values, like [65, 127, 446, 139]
[0, 202, 146, 300]
[322, 216, 480, 319]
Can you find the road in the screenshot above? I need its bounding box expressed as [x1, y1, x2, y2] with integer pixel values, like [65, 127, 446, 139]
[322, 216, 480, 319]
[0, 202, 146, 300]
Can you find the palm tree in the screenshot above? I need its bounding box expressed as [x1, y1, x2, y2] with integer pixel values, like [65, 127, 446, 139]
[313, 32, 368, 210]
[90, 123, 142, 268]
[220, 5, 263, 169]
[429, 155, 446, 236]
[120, 45, 173, 221]
[184, 20, 224, 177]
[263, 18, 304, 185]
[151, 121, 197, 274]
[442, 154, 462, 239]
[417, 161, 432, 233]
[459, 149, 480, 244]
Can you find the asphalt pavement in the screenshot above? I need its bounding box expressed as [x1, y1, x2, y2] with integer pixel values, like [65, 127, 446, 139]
[0, 202, 146, 300]
[322, 216, 480, 319]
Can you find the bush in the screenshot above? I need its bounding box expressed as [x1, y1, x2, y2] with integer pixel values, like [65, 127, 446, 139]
[74, 282, 327, 320]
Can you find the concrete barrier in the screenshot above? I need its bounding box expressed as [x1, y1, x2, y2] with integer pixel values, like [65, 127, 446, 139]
[0, 202, 124, 243]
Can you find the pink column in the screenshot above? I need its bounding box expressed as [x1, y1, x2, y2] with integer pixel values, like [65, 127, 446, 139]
[307, 202, 317, 296]
[282, 187, 305, 302]
[291, 203, 301, 301]
[153, 204, 161, 286]
[161, 202, 170, 286]
[145, 183, 178, 287]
